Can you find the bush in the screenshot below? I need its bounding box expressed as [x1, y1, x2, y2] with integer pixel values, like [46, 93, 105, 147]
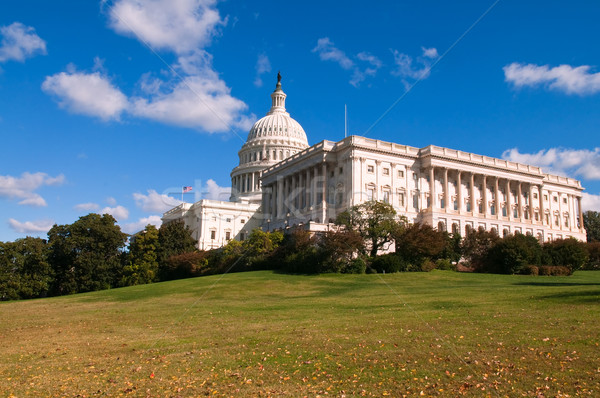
[521, 265, 539, 276]
[370, 254, 407, 273]
[543, 238, 588, 272]
[435, 258, 456, 271]
[538, 265, 572, 276]
[163, 251, 210, 280]
[343, 257, 367, 274]
[420, 259, 436, 272]
[482, 234, 542, 274]
[584, 242, 600, 270]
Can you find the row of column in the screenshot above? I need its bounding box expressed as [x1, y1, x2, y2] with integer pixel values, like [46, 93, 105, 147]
[264, 162, 329, 222]
[427, 166, 584, 232]
[233, 172, 260, 194]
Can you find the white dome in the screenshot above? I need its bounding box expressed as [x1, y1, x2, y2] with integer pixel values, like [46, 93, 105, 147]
[230, 73, 309, 203]
[246, 112, 308, 147]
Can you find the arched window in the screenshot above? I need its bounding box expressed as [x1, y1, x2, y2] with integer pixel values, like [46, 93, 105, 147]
[452, 223, 459, 235]
[465, 224, 473, 236]
[503, 228, 509, 237]
[438, 221, 446, 232]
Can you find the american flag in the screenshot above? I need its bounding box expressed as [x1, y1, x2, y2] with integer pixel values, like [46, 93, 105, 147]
[183, 186, 192, 193]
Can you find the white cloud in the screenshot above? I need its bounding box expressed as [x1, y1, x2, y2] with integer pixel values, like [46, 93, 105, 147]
[313, 37, 354, 70]
[122, 215, 163, 234]
[203, 179, 230, 201]
[503, 62, 600, 95]
[42, 71, 129, 121]
[254, 53, 271, 87]
[8, 218, 55, 234]
[391, 46, 438, 81]
[502, 147, 600, 180]
[133, 189, 181, 213]
[74, 202, 100, 212]
[582, 193, 600, 212]
[130, 73, 253, 133]
[106, 196, 117, 206]
[108, 0, 224, 55]
[0, 22, 46, 63]
[43, 0, 252, 134]
[100, 205, 130, 221]
[0, 172, 65, 207]
[313, 38, 382, 87]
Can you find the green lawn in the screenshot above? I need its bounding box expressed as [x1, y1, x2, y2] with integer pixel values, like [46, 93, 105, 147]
[1, 270, 599, 397]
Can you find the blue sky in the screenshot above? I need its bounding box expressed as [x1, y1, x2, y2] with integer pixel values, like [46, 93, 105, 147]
[1, 0, 600, 241]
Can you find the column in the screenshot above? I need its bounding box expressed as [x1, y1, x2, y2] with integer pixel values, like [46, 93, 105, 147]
[529, 184, 534, 224]
[506, 180, 512, 220]
[321, 162, 328, 223]
[578, 196, 584, 231]
[390, 163, 396, 206]
[457, 171, 462, 213]
[305, 168, 310, 209]
[494, 177, 500, 219]
[539, 185, 545, 225]
[443, 168, 449, 212]
[482, 175, 488, 216]
[277, 178, 283, 219]
[470, 173, 476, 215]
[429, 166, 435, 210]
[517, 182, 523, 220]
[312, 165, 318, 209]
[250, 173, 255, 193]
[298, 172, 303, 210]
[375, 160, 381, 201]
[291, 174, 297, 211]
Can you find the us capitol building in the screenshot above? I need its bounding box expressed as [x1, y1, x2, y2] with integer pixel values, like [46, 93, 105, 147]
[162, 75, 587, 249]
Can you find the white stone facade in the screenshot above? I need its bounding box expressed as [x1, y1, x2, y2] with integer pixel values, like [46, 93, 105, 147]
[261, 136, 586, 242]
[163, 76, 587, 248]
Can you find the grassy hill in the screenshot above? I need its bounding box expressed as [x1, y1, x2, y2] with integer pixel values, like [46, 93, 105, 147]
[1, 270, 599, 397]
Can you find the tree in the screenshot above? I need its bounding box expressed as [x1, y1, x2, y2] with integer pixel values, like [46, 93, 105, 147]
[543, 238, 588, 272]
[583, 211, 600, 242]
[0, 237, 52, 300]
[48, 214, 127, 295]
[121, 224, 160, 286]
[336, 201, 404, 257]
[484, 233, 542, 274]
[394, 223, 447, 265]
[157, 220, 197, 279]
[460, 227, 500, 271]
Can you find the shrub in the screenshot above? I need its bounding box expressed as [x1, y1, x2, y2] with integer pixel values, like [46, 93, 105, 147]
[163, 251, 210, 280]
[482, 234, 542, 274]
[343, 257, 367, 274]
[394, 223, 446, 265]
[584, 242, 600, 270]
[521, 265, 539, 276]
[460, 227, 500, 270]
[420, 259, 436, 272]
[543, 238, 588, 272]
[435, 258, 456, 271]
[538, 265, 572, 276]
[370, 254, 406, 273]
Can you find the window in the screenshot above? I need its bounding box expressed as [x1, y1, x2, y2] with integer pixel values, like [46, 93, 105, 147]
[413, 193, 419, 210]
[226, 218, 232, 223]
[563, 197, 568, 204]
[513, 208, 518, 218]
[398, 170, 404, 178]
[533, 193, 538, 199]
[399, 192, 405, 207]
[210, 230, 216, 240]
[544, 194, 548, 201]
[211, 216, 217, 221]
[535, 212, 539, 221]
[413, 173, 418, 181]
[225, 231, 231, 241]
[383, 168, 390, 176]
[367, 188, 375, 201]
[553, 196, 558, 202]
[240, 219, 245, 224]
[383, 190, 390, 203]
[339, 167, 343, 174]
[555, 215, 560, 226]
[330, 170, 334, 178]
[367, 165, 374, 173]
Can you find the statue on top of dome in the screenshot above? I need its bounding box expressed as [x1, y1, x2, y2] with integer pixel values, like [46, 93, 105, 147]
[277, 71, 281, 84]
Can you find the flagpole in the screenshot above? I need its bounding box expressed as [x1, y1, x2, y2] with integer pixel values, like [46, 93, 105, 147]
[181, 187, 184, 204]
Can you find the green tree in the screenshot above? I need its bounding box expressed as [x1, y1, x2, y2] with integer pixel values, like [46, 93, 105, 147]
[543, 238, 588, 272]
[484, 234, 542, 274]
[583, 211, 600, 242]
[0, 237, 52, 300]
[48, 214, 127, 295]
[336, 201, 404, 257]
[121, 224, 160, 286]
[394, 223, 447, 265]
[460, 227, 500, 271]
[157, 220, 197, 278]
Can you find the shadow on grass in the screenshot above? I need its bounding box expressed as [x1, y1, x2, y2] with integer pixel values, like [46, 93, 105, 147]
[535, 290, 600, 304]
[515, 282, 600, 287]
